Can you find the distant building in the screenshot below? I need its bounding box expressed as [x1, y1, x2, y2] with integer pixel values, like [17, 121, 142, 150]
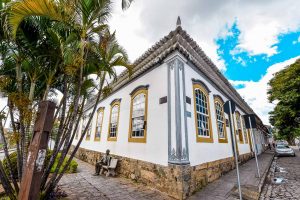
[72, 18, 268, 199]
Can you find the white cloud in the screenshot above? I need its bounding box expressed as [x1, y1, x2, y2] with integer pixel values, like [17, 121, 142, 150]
[109, 0, 300, 69]
[292, 36, 300, 44]
[230, 56, 300, 125]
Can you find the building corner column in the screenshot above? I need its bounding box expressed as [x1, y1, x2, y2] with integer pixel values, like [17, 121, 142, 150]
[167, 56, 191, 199]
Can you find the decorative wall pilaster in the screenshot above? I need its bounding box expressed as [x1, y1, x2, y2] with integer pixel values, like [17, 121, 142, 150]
[168, 57, 189, 165]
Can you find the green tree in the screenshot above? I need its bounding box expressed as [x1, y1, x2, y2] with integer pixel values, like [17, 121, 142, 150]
[0, 0, 133, 199]
[268, 59, 300, 144]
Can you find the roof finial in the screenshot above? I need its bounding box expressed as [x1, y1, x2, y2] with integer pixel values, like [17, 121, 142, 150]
[176, 16, 181, 27]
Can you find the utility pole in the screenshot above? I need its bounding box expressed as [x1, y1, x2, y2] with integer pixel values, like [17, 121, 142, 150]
[18, 101, 56, 200]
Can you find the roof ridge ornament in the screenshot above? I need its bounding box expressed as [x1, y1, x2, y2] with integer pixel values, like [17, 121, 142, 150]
[176, 16, 181, 27]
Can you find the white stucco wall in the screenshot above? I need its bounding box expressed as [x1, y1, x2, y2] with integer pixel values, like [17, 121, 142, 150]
[73, 63, 169, 166]
[184, 62, 251, 166]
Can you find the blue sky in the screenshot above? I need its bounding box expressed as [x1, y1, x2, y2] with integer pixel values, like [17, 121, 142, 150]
[108, 0, 300, 124]
[217, 22, 300, 83]
[2, 0, 300, 126]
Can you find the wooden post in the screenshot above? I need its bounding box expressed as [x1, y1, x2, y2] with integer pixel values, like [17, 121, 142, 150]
[18, 101, 56, 200]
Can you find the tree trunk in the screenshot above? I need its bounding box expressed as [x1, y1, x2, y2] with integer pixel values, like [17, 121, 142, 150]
[40, 76, 68, 189]
[0, 160, 16, 200]
[46, 74, 106, 196]
[43, 61, 84, 197]
[29, 81, 36, 101]
[0, 119, 19, 193]
[8, 99, 22, 180]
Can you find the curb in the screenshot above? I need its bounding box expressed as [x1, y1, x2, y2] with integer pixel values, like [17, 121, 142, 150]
[257, 152, 275, 194]
[228, 151, 275, 200]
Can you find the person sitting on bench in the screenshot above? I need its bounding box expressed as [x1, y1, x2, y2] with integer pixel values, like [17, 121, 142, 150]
[93, 149, 111, 176]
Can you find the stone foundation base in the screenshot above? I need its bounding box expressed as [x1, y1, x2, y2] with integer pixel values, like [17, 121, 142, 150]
[70, 146, 253, 199]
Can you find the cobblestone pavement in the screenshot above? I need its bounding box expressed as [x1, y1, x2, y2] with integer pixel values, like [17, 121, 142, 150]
[260, 147, 300, 200]
[59, 159, 173, 200]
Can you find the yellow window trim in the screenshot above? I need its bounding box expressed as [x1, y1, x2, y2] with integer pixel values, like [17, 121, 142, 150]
[128, 88, 148, 143]
[214, 96, 228, 143]
[193, 83, 213, 143]
[107, 101, 121, 142]
[235, 111, 244, 144]
[94, 107, 104, 142]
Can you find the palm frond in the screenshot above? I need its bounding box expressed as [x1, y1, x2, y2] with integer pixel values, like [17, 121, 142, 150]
[8, 0, 71, 38]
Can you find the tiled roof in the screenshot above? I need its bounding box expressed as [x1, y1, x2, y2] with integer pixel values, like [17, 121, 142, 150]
[85, 25, 257, 117]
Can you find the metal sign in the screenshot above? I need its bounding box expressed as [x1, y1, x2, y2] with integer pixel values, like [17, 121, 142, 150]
[18, 101, 56, 200]
[243, 114, 257, 129]
[224, 100, 236, 114]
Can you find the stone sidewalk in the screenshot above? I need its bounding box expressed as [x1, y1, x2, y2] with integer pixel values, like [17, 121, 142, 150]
[59, 159, 173, 200]
[189, 150, 274, 200]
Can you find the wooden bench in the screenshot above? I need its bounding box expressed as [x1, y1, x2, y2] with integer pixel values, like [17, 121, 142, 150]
[101, 158, 118, 177]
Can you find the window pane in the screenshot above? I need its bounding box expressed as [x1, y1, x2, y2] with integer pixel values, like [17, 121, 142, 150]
[131, 93, 146, 138]
[195, 89, 210, 137]
[215, 101, 225, 139]
[110, 105, 119, 137]
[95, 111, 103, 139]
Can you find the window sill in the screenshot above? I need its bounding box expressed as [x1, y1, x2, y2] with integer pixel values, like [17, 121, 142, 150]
[196, 136, 214, 143]
[128, 137, 146, 143]
[107, 137, 117, 141]
[218, 138, 228, 143]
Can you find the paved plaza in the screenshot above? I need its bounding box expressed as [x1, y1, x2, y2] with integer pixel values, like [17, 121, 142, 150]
[59, 159, 173, 200]
[59, 151, 275, 200]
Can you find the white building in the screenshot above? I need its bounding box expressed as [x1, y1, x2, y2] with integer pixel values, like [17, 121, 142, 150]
[72, 18, 268, 199]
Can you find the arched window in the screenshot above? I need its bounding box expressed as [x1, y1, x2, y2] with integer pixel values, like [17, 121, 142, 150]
[108, 100, 121, 141]
[128, 86, 148, 143]
[214, 96, 227, 143]
[193, 83, 213, 143]
[94, 107, 104, 141]
[235, 111, 244, 143]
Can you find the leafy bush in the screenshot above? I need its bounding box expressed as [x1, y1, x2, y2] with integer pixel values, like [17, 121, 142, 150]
[2, 151, 77, 179]
[50, 153, 78, 173]
[2, 152, 18, 180]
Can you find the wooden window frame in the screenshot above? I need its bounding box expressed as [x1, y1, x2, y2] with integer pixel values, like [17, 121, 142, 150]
[214, 96, 228, 143]
[235, 111, 244, 144]
[128, 87, 148, 143]
[193, 83, 213, 143]
[94, 107, 104, 141]
[107, 100, 121, 141]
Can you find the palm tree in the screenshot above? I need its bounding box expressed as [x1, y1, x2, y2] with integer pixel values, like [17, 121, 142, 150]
[0, 0, 134, 198]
